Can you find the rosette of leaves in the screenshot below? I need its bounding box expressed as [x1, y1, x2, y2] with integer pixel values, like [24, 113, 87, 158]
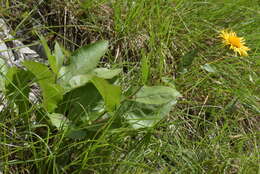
[3, 38, 181, 139]
[4, 39, 121, 128]
[28, 39, 121, 130]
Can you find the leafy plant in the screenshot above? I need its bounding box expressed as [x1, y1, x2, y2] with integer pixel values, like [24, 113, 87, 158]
[3, 39, 181, 138]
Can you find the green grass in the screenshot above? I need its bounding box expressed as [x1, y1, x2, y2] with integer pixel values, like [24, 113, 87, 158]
[0, 0, 260, 173]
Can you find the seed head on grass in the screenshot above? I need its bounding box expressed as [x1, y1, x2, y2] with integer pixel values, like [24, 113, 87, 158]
[219, 29, 250, 56]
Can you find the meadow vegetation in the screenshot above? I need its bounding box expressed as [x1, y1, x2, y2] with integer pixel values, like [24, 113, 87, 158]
[0, 0, 259, 173]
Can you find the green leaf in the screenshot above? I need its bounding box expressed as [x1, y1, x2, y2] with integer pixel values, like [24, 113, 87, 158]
[58, 67, 120, 93]
[42, 83, 64, 112]
[23, 61, 63, 112]
[57, 66, 70, 91]
[23, 60, 55, 83]
[92, 68, 121, 79]
[0, 58, 8, 91]
[68, 74, 93, 89]
[65, 40, 109, 76]
[40, 36, 58, 74]
[57, 40, 109, 92]
[201, 63, 217, 73]
[123, 85, 181, 129]
[58, 83, 103, 122]
[124, 101, 176, 129]
[54, 41, 65, 71]
[5, 67, 33, 113]
[133, 86, 181, 105]
[91, 76, 121, 112]
[48, 113, 70, 130]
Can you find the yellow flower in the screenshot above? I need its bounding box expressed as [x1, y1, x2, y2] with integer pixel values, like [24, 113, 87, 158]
[219, 29, 250, 56]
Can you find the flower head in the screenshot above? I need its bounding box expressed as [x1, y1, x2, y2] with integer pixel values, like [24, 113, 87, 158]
[219, 29, 250, 56]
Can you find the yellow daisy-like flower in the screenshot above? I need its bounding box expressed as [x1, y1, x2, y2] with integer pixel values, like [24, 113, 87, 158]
[219, 29, 250, 56]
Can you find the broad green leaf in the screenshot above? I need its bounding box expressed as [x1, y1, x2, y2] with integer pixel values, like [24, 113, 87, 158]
[201, 63, 217, 73]
[0, 58, 8, 91]
[23, 61, 63, 112]
[57, 66, 70, 90]
[58, 83, 103, 122]
[57, 40, 109, 92]
[5, 67, 33, 113]
[54, 41, 65, 71]
[58, 67, 120, 93]
[92, 68, 121, 79]
[48, 113, 70, 130]
[68, 74, 93, 89]
[65, 40, 109, 76]
[58, 67, 93, 92]
[60, 67, 121, 92]
[124, 101, 176, 129]
[42, 83, 64, 112]
[133, 86, 181, 105]
[123, 85, 181, 129]
[91, 76, 121, 112]
[40, 36, 58, 74]
[23, 61, 55, 83]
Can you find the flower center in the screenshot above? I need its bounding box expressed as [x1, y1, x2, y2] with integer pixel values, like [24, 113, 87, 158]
[229, 36, 242, 48]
